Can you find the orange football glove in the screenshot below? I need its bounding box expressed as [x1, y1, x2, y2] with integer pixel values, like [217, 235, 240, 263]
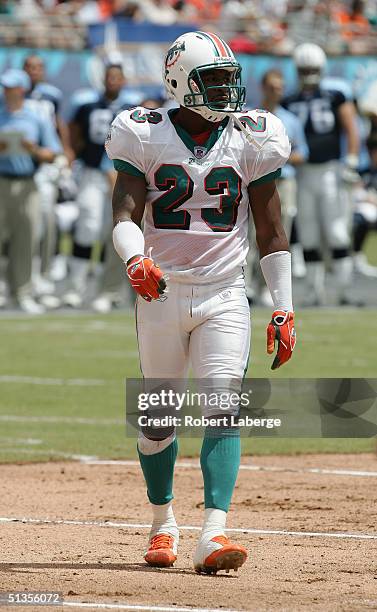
[126, 254, 166, 302]
[267, 310, 296, 370]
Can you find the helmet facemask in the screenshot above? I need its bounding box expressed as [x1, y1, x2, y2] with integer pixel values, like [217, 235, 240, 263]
[297, 67, 322, 89]
[184, 64, 246, 122]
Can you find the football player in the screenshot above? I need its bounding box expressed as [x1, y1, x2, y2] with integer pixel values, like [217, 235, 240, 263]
[64, 63, 140, 308]
[283, 43, 360, 306]
[352, 133, 377, 278]
[23, 55, 71, 306]
[23, 55, 73, 162]
[106, 32, 296, 574]
[250, 69, 309, 305]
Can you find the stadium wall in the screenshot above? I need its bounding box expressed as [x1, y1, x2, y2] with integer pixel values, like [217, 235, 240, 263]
[0, 47, 376, 114]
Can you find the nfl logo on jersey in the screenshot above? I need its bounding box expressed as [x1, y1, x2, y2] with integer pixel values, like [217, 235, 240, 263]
[194, 146, 207, 159]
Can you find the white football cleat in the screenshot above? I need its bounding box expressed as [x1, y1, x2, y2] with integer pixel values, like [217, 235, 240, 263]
[62, 291, 83, 308]
[33, 275, 55, 297]
[193, 535, 247, 575]
[92, 295, 112, 314]
[353, 253, 377, 278]
[38, 294, 61, 309]
[15, 296, 45, 315]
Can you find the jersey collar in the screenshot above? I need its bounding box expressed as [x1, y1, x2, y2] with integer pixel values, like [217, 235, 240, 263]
[167, 108, 229, 156]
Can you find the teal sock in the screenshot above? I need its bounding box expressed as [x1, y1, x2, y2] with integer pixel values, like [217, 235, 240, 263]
[200, 428, 241, 512]
[138, 439, 178, 505]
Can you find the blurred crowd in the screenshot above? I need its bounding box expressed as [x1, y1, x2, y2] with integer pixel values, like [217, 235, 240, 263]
[0, 44, 376, 314]
[0, 0, 376, 53]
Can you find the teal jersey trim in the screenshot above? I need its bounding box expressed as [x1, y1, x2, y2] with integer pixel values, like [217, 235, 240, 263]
[250, 168, 281, 186]
[113, 159, 144, 177]
[167, 109, 229, 156]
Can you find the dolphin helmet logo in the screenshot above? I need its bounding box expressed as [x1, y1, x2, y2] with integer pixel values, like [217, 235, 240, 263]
[165, 41, 186, 69]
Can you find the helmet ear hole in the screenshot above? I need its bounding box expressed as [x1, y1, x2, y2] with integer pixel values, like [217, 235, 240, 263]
[171, 79, 177, 89]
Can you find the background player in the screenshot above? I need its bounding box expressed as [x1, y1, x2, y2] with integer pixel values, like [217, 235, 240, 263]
[247, 68, 309, 306]
[106, 31, 296, 574]
[0, 68, 61, 314]
[352, 133, 377, 277]
[23, 55, 73, 163]
[23, 54, 73, 307]
[64, 63, 136, 308]
[261, 69, 309, 241]
[283, 43, 360, 306]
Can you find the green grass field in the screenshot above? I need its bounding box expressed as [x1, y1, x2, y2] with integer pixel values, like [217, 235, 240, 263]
[0, 307, 375, 463]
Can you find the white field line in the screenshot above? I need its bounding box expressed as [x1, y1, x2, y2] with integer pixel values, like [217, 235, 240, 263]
[0, 375, 106, 386]
[0, 448, 98, 461]
[83, 459, 377, 479]
[1, 441, 376, 479]
[349, 601, 377, 608]
[63, 602, 240, 612]
[0, 320, 135, 334]
[0, 415, 122, 425]
[0, 517, 376, 540]
[0, 437, 42, 445]
[86, 350, 138, 359]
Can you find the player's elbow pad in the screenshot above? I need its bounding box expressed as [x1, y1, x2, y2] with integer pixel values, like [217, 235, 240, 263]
[113, 220, 145, 264]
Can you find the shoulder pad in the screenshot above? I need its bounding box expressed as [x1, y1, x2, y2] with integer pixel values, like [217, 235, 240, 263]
[120, 106, 166, 134]
[235, 109, 282, 144]
[118, 88, 145, 108]
[321, 77, 353, 101]
[70, 88, 100, 108]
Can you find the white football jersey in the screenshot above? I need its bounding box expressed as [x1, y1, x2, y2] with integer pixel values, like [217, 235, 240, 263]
[106, 106, 290, 283]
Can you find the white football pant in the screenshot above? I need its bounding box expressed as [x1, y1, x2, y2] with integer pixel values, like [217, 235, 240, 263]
[296, 161, 351, 250]
[74, 167, 111, 246]
[34, 164, 59, 277]
[136, 273, 251, 418]
[69, 167, 123, 300]
[296, 160, 352, 302]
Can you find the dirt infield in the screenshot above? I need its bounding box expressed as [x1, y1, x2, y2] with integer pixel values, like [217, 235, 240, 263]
[0, 453, 376, 612]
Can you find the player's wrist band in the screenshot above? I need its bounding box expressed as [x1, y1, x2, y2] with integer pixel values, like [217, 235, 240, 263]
[260, 250, 293, 312]
[113, 220, 145, 264]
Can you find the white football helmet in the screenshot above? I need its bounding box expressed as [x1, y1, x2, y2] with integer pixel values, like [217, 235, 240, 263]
[293, 43, 326, 88]
[163, 31, 246, 122]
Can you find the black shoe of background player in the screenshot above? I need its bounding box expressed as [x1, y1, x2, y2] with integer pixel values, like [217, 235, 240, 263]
[338, 296, 366, 308]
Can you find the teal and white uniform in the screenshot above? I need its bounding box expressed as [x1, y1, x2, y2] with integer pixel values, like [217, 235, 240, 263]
[106, 106, 290, 284]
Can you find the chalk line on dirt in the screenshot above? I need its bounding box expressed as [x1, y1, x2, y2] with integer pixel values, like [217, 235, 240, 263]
[0, 517, 376, 540]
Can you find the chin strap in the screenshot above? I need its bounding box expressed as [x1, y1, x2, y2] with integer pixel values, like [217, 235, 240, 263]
[233, 114, 264, 150]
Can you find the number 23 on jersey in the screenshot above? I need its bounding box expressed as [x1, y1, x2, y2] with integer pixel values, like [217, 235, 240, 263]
[152, 164, 242, 233]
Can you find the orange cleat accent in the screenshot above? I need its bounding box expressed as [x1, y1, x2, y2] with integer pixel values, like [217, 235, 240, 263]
[194, 535, 247, 575]
[144, 533, 177, 567]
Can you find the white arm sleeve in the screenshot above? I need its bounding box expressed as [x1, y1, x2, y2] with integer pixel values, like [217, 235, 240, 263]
[260, 250, 293, 311]
[113, 220, 145, 264]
